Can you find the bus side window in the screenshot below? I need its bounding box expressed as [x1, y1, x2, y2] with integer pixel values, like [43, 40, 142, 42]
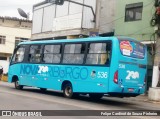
[104, 42, 111, 65]
[43, 45, 62, 64]
[63, 43, 85, 64]
[100, 53, 107, 64]
[86, 42, 111, 65]
[28, 45, 42, 63]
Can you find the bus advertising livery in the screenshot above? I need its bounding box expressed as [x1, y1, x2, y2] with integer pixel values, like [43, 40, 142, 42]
[8, 37, 147, 99]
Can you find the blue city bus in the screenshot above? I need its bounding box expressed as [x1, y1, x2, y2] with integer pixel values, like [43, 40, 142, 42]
[8, 37, 147, 99]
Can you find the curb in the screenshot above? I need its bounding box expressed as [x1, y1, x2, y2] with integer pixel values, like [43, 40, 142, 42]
[1, 76, 8, 82]
[128, 95, 160, 104]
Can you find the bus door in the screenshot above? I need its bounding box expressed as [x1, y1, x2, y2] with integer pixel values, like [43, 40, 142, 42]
[18, 45, 44, 87]
[118, 40, 146, 89]
[9, 45, 27, 84]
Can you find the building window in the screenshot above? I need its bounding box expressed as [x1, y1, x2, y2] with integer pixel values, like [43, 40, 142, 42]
[43, 45, 62, 64]
[15, 37, 29, 41]
[63, 43, 86, 64]
[125, 2, 143, 22]
[15, 37, 29, 47]
[0, 57, 7, 60]
[0, 35, 6, 44]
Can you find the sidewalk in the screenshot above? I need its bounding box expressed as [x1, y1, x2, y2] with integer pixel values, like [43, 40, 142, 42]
[126, 94, 160, 104]
[1, 75, 8, 82]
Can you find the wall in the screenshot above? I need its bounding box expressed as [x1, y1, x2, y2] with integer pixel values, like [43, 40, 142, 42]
[0, 18, 32, 74]
[114, 0, 155, 41]
[32, 0, 116, 39]
[99, 0, 116, 34]
[0, 25, 31, 54]
[32, 0, 96, 35]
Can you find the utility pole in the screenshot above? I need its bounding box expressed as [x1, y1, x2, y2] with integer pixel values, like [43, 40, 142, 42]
[149, 0, 160, 101]
[152, 25, 160, 87]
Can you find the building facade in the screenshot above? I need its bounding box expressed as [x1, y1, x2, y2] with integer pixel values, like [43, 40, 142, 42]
[114, 0, 155, 90]
[31, 0, 116, 40]
[0, 16, 32, 73]
[115, 0, 155, 42]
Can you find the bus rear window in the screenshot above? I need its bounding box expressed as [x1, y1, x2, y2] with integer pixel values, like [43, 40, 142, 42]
[119, 40, 145, 59]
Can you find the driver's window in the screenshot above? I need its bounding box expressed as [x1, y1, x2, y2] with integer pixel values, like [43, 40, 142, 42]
[12, 46, 25, 63]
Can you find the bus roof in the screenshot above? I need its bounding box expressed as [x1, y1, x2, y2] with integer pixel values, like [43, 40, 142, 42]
[19, 36, 139, 45]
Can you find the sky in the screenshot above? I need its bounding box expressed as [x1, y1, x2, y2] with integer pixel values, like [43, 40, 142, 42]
[0, 0, 44, 20]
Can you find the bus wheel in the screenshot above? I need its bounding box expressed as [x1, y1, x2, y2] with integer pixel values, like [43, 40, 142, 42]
[89, 93, 103, 100]
[15, 79, 23, 90]
[63, 83, 73, 98]
[40, 88, 47, 92]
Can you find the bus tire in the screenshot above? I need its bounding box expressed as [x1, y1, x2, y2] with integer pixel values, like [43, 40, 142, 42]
[15, 79, 23, 90]
[89, 93, 103, 100]
[40, 88, 47, 92]
[63, 83, 73, 98]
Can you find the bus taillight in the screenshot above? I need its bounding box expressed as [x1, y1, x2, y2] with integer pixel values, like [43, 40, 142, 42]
[113, 71, 118, 84]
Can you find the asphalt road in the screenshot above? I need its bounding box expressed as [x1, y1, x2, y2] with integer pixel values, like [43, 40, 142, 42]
[0, 81, 160, 119]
